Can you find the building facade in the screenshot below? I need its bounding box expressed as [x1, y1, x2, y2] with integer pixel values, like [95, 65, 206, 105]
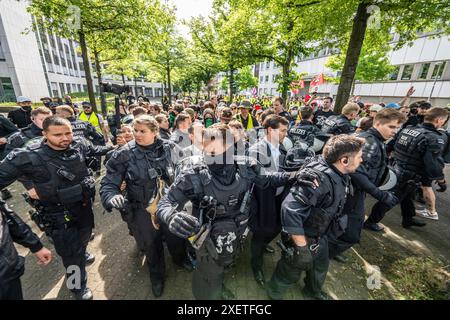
[255, 33, 450, 106]
[0, 0, 164, 103]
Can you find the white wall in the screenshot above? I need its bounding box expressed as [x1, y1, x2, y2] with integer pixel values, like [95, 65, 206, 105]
[0, 0, 49, 101]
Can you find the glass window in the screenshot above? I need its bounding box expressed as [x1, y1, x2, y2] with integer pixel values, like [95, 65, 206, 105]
[389, 66, 400, 80]
[66, 83, 71, 93]
[265, 75, 269, 82]
[418, 63, 430, 79]
[401, 64, 414, 80]
[0, 77, 16, 102]
[431, 62, 446, 79]
[0, 41, 6, 60]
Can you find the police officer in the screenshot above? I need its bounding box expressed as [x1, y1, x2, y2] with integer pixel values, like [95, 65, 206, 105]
[288, 106, 321, 147]
[100, 115, 190, 298]
[328, 109, 405, 261]
[321, 102, 359, 135]
[0, 114, 18, 200]
[266, 135, 364, 300]
[156, 124, 313, 300]
[5, 107, 52, 154]
[0, 199, 52, 299]
[0, 116, 112, 300]
[365, 107, 449, 230]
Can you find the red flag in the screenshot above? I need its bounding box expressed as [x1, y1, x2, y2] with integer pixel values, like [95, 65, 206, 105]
[311, 73, 325, 86]
[299, 80, 305, 88]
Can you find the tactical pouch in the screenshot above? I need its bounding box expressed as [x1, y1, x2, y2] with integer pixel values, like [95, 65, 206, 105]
[329, 214, 348, 239]
[303, 207, 333, 238]
[57, 184, 83, 205]
[209, 219, 239, 267]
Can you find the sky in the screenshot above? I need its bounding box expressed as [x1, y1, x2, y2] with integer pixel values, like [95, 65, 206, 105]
[170, 0, 214, 37]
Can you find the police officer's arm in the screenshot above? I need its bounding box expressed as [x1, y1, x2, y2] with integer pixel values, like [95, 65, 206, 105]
[81, 139, 114, 157]
[246, 161, 290, 189]
[350, 170, 388, 202]
[99, 150, 128, 209]
[0, 149, 33, 191]
[86, 122, 105, 145]
[4, 209, 44, 254]
[156, 176, 195, 225]
[281, 184, 324, 243]
[423, 139, 446, 181]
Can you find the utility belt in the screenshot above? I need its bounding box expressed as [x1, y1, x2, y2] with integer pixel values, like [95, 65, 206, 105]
[31, 206, 76, 234]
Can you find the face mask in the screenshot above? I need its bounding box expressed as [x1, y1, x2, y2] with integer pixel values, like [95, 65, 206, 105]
[205, 118, 214, 128]
[22, 106, 32, 111]
[290, 111, 298, 117]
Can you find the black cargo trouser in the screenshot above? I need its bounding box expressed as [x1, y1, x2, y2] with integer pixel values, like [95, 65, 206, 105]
[126, 206, 187, 284]
[49, 225, 92, 294]
[266, 237, 329, 300]
[366, 179, 416, 224]
[250, 231, 279, 272]
[0, 277, 23, 300]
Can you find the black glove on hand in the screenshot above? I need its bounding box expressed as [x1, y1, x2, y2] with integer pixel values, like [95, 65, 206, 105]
[291, 245, 313, 270]
[295, 168, 320, 189]
[380, 191, 399, 207]
[109, 195, 126, 209]
[436, 180, 447, 192]
[168, 212, 200, 238]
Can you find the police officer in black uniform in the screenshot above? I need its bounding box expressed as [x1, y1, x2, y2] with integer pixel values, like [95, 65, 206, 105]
[365, 107, 449, 230]
[266, 135, 364, 300]
[321, 102, 359, 135]
[0, 116, 112, 300]
[0, 114, 18, 200]
[5, 107, 52, 154]
[328, 109, 405, 261]
[100, 115, 190, 298]
[288, 106, 321, 147]
[156, 124, 314, 300]
[0, 199, 52, 299]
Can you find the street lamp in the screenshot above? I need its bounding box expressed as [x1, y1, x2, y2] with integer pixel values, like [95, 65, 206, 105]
[428, 62, 443, 102]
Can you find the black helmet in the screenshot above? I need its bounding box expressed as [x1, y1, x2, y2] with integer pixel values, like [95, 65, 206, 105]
[282, 142, 315, 171]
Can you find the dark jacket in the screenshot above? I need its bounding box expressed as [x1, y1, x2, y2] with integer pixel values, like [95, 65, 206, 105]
[8, 108, 32, 129]
[0, 200, 43, 286]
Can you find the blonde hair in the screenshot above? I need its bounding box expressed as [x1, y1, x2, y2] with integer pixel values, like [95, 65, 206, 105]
[342, 103, 360, 116]
[55, 105, 74, 116]
[133, 114, 159, 133]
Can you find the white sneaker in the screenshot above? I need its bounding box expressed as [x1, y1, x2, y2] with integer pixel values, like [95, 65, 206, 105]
[416, 209, 439, 220]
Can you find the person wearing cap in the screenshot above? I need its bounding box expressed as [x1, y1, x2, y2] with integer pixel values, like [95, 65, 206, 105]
[8, 96, 33, 129]
[369, 104, 383, 118]
[40, 97, 52, 108]
[328, 109, 406, 262]
[235, 100, 259, 131]
[78, 102, 109, 144]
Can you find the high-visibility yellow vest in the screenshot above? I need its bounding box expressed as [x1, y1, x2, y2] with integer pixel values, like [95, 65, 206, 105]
[79, 111, 102, 133]
[236, 113, 254, 131]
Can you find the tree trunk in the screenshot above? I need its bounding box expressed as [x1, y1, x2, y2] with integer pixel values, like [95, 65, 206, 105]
[167, 61, 172, 105]
[334, 2, 370, 113]
[79, 29, 97, 112]
[94, 51, 107, 117]
[121, 72, 126, 85]
[134, 77, 138, 97]
[228, 67, 235, 103]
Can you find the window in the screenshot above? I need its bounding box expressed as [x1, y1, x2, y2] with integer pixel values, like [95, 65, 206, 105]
[431, 62, 446, 79]
[0, 41, 6, 61]
[266, 62, 270, 69]
[272, 74, 277, 82]
[0, 77, 16, 102]
[401, 64, 414, 80]
[265, 75, 269, 83]
[52, 51, 59, 65]
[79, 62, 84, 71]
[77, 84, 82, 92]
[389, 66, 400, 80]
[83, 85, 88, 92]
[59, 83, 65, 95]
[66, 83, 71, 93]
[260, 76, 264, 83]
[418, 63, 430, 79]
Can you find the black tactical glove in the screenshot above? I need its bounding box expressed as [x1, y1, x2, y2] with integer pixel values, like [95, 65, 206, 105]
[294, 168, 321, 189]
[379, 191, 399, 207]
[108, 195, 126, 209]
[168, 211, 200, 238]
[436, 180, 447, 192]
[290, 245, 313, 270]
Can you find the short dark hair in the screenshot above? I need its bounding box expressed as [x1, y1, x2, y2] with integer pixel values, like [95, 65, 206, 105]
[272, 96, 283, 106]
[301, 106, 314, 120]
[374, 108, 406, 125]
[175, 113, 190, 129]
[174, 104, 184, 114]
[322, 135, 365, 164]
[155, 114, 167, 124]
[262, 114, 289, 130]
[42, 116, 71, 132]
[260, 109, 275, 123]
[410, 100, 432, 110]
[202, 123, 233, 147]
[132, 106, 147, 117]
[424, 107, 449, 122]
[323, 96, 333, 103]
